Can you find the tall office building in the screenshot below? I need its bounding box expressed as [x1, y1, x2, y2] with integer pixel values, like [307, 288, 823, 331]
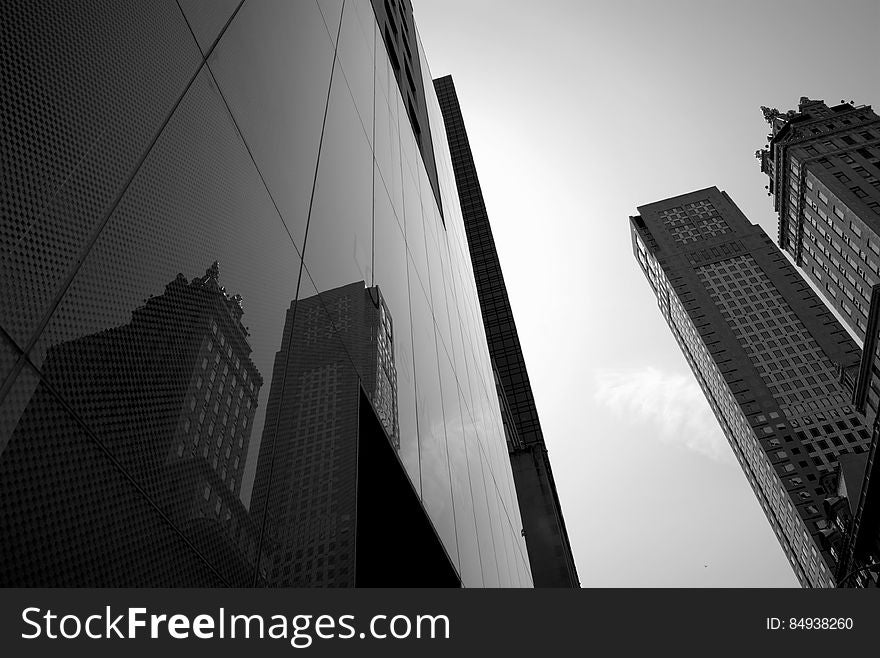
[630, 187, 872, 587]
[757, 98, 880, 584]
[0, 0, 532, 586]
[433, 75, 579, 587]
[756, 98, 880, 347]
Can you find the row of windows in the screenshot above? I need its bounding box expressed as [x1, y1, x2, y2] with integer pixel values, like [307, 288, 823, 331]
[801, 144, 880, 216]
[697, 255, 850, 570]
[800, 191, 877, 281]
[640, 236, 835, 585]
[801, 220, 872, 332]
[803, 129, 878, 155]
[700, 253, 871, 582]
[680, 257, 830, 584]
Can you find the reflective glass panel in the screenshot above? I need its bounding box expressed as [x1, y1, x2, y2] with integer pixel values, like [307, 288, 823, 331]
[209, 0, 335, 253]
[335, 1, 375, 148]
[439, 346, 482, 586]
[409, 258, 457, 570]
[0, 361, 233, 585]
[0, 0, 201, 346]
[30, 68, 303, 586]
[462, 406, 500, 587]
[302, 61, 373, 299]
[178, 0, 241, 53]
[373, 178, 420, 493]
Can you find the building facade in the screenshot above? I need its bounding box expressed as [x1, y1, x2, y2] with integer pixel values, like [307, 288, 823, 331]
[0, 0, 531, 587]
[631, 187, 872, 587]
[757, 98, 880, 585]
[433, 75, 580, 587]
[756, 98, 880, 346]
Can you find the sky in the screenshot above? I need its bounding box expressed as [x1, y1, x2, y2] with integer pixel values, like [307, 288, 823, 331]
[413, 0, 880, 586]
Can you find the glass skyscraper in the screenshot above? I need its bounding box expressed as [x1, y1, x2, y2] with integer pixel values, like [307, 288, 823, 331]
[0, 0, 532, 587]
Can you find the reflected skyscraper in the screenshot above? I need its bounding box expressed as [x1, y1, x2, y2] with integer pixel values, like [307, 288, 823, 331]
[0, 264, 263, 585]
[252, 282, 458, 587]
[631, 187, 871, 587]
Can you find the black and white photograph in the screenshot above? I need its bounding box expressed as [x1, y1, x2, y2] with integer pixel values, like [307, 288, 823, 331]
[0, 0, 878, 652]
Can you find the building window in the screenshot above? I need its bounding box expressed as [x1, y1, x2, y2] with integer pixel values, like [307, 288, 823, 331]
[818, 191, 829, 204]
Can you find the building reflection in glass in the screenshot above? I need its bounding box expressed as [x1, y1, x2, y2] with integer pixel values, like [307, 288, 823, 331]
[252, 281, 402, 587]
[0, 0, 534, 588]
[0, 263, 263, 585]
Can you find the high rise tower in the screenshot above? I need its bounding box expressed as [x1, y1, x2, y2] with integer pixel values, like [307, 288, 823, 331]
[757, 98, 880, 585]
[250, 281, 459, 587]
[631, 187, 872, 587]
[433, 75, 579, 587]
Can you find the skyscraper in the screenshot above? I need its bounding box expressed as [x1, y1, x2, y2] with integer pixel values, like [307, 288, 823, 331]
[433, 75, 579, 587]
[756, 98, 880, 347]
[757, 98, 880, 585]
[630, 186, 872, 587]
[0, 0, 532, 586]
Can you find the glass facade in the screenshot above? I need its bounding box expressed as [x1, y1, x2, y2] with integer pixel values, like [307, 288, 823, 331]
[0, 0, 530, 587]
[433, 75, 580, 587]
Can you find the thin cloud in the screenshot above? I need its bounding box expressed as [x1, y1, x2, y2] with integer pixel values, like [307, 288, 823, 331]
[594, 367, 732, 463]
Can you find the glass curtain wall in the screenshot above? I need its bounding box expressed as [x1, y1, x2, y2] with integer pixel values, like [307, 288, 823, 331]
[0, 0, 530, 587]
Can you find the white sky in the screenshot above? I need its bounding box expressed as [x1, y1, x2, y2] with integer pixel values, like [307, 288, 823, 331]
[413, 0, 880, 586]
